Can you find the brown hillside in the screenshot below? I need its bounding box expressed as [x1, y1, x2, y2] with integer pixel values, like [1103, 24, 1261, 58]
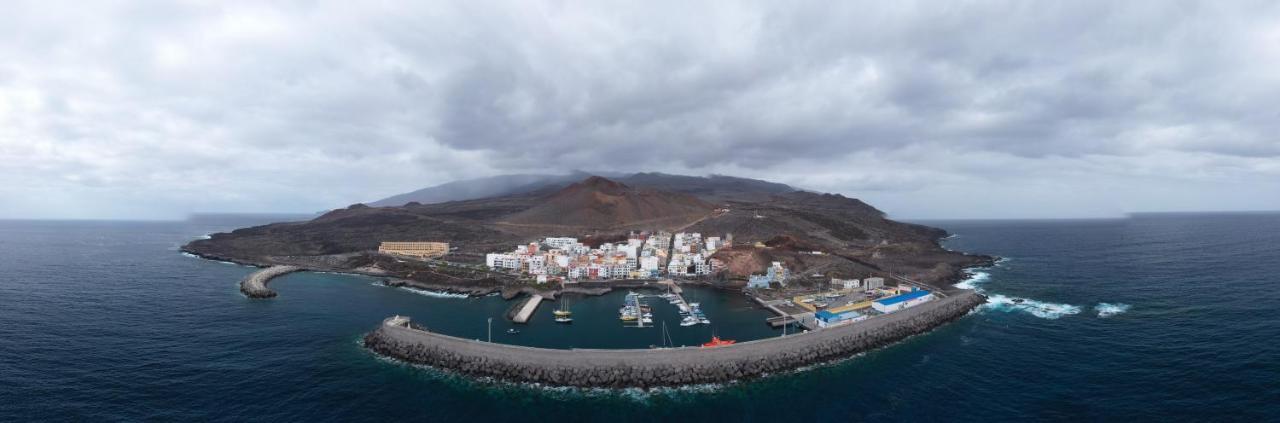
[500, 176, 714, 230]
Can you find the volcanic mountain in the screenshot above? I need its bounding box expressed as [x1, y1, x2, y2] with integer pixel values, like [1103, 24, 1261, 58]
[182, 174, 991, 288]
[499, 176, 713, 229]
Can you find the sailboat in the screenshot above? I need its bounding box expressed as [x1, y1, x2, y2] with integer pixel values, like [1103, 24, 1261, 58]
[553, 296, 573, 323]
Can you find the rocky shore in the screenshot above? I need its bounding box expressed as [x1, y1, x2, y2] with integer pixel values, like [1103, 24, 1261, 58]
[363, 290, 986, 388]
[239, 266, 303, 298]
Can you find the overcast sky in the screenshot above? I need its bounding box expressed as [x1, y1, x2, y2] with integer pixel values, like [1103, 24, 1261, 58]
[3, 1, 1279, 220]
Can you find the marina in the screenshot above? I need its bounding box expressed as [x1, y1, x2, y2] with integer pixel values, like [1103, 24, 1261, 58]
[617, 281, 713, 329]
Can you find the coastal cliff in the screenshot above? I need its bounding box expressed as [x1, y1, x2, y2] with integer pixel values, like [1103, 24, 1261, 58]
[364, 291, 985, 388]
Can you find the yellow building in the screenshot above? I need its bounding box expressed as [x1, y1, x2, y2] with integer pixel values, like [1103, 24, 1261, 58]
[378, 241, 449, 258]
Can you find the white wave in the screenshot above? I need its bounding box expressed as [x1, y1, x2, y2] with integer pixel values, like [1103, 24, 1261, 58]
[984, 294, 1081, 319]
[399, 286, 470, 299]
[1094, 303, 1131, 318]
[995, 257, 1012, 267]
[955, 270, 990, 290]
[180, 252, 241, 266]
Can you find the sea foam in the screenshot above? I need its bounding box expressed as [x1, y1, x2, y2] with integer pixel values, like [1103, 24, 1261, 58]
[1094, 303, 1131, 318]
[399, 286, 470, 299]
[954, 270, 990, 290]
[985, 294, 1082, 319]
[958, 269, 1081, 319]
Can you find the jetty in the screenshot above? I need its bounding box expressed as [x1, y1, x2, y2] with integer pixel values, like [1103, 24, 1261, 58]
[365, 290, 986, 388]
[512, 294, 544, 323]
[239, 265, 302, 298]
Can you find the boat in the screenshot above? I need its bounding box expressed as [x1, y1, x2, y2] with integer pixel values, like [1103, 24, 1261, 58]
[554, 297, 573, 323]
[701, 335, 736, 348]
[506, 328, 520, 334]
[680, 316, 699, 326]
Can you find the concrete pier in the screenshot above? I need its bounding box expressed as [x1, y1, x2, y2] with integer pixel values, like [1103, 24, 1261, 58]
[512, 295, 544, 323]
[364, 291, 986, 388]
[239, 266, 302, 298]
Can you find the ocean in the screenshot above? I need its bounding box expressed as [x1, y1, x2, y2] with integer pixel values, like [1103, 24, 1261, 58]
[1, 214, 1277, 421]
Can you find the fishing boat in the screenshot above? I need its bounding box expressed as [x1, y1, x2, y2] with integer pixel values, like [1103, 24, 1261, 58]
[701, 335, 735, 348]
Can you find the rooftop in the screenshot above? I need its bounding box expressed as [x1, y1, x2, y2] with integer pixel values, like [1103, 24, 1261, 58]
[873, 290, 932, 306]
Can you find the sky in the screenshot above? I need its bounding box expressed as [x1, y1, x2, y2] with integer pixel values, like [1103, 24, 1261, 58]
[2, 1, 1279, 220]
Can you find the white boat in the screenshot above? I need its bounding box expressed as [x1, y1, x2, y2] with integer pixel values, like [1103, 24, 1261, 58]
[680, 317, 699, 327]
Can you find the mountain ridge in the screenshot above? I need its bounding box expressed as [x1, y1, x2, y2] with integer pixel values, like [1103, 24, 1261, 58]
[183, 174, 990, 288]
[369, 172, 799, 207]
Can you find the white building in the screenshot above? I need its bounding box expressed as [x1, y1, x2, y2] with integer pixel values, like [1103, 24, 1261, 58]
[544, 237, 578, 249]
[871, 290, 933, 313]
[640, 256, 660, 272]
[864, 277, 885, 291]
[833, 278, 860, 290]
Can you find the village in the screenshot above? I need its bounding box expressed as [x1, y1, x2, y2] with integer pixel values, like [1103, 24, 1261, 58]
[481, 232, 728, 283]
[377, 233, 940, 335]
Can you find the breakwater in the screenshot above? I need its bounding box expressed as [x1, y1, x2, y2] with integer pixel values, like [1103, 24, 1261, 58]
[239, 266, 303, 298]
[363, 291, 985, 388]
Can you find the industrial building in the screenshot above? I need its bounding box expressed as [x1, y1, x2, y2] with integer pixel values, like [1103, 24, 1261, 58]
[871, 290, 934, 313]
[815, 309, 867, 328]
[378, 241, 449, 258]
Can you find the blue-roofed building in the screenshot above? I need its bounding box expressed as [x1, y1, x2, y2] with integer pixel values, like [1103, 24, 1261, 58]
[871, 290, 934, 313]
[814, 309, 866, 328]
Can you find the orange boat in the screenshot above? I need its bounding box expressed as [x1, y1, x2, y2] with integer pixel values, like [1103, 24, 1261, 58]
[701, 336, 736, 348]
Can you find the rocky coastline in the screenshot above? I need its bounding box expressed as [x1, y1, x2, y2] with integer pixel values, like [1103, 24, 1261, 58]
[363, 290, 986, 388]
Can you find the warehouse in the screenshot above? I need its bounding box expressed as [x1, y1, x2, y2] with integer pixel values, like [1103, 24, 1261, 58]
[814, 309, 867, 328]
[871, 290, 934, 314]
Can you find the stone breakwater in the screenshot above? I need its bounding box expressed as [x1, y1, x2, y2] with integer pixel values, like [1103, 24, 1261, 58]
[364, 291, 986, 388]
[239, 266, 303, 298]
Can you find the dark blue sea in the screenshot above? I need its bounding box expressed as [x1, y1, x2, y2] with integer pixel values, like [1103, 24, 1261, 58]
[2, 214, 1278, 421]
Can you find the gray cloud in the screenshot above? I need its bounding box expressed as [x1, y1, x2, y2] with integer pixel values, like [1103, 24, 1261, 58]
[1, 1, 1279, 219]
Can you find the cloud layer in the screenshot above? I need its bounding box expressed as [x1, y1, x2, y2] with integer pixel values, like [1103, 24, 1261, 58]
[2, 1, 1279, 219]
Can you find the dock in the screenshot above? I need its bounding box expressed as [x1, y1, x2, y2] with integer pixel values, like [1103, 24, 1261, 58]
[657, 279, 683, 294]
[753, 295, 818, 330]
[512, 294, 544, 323]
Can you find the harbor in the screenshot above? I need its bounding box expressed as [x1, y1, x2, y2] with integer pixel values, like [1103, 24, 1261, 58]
[365, 290, 987, 388]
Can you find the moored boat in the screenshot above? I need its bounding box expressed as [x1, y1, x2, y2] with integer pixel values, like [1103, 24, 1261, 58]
[701, 336, 735, 348]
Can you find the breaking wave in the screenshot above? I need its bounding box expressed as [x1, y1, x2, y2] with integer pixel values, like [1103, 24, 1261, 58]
[399, 286, 470, 299]
[985, 294, 1082, 319]
[180, 252, 241, 266]
[958, 267, 1081, 319]
[1094, 303, 1131, 318]
[955, 270, 990, 290]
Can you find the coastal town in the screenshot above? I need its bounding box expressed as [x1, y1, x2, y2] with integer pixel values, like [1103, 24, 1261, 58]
[481, 232, 726, 283]
[372, 232, 941, 337]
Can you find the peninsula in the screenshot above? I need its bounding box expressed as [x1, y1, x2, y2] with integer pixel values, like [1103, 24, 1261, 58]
[184, 172, 992, 387]
[183, 173, 991, 294]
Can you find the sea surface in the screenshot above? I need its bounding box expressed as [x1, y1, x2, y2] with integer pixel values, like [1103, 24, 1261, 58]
[1, 214, 1277, 421]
